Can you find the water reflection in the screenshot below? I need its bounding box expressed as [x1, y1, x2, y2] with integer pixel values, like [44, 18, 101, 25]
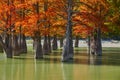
[61, 63, 73, 80]
[88, 56, 102, 65]
[0, 53, 120, 80]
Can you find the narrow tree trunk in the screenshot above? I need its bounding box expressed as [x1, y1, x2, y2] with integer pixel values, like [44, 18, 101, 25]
[43, 0, 49, 55]
[43, 36, 49, 55]
[90, 33, 96, 55]
[0, 44, 3, 52]
[62, 0, 74, 62]
[52, 35, 58, 50]
[18, 30, 27, 54]
[34, 1, 43, 59]
[75, 36, 79, 47]
[96, 27, 102, 56]
[34, 37, 43, 59]
[21, 34, 27, 53]
[90, 28, 102, 56]
[12, 35, 20, 56]
[60, 37, 63, 48]
[6, 34, 13, 58]
[48, 35, 51, 53]
[87, 36, 90, 55]
[0, 35, 12, 58]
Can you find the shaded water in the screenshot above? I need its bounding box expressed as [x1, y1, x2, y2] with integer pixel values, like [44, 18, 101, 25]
[0, 50, 120, 80]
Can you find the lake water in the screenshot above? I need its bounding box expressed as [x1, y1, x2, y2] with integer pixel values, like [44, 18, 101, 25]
[0, 49, 120, 80]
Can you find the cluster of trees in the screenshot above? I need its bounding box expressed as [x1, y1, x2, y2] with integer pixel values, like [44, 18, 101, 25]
[0, 0, 120, 62]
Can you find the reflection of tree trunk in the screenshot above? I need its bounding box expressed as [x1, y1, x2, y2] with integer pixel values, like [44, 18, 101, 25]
[52, 35, 58, 50]
[5, 59, 13, 80]
[75, 36, 79, 47]
[60, 38, 63, 48]
[62, 0, 73, 62]
[88, 55, 102, 65]
[34, 59, 45, 80]
[61, 63, 73, 80]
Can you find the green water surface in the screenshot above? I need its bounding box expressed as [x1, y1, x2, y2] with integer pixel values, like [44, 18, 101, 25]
[0, 48, 120, 80]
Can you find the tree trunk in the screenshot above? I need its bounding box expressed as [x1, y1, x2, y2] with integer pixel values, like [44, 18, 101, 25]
[60, 37, 63, 48]
[0, 44, 3, 52]
[90, 32, 96, 55]
[18, 34, 27, 53]
[43, 0, 49, 55]
[43, 36, 49, 55]
[75, 36, 79, 47]
[12, 35, 20, 56]
[96, 27, 102, 56]
[90, 28, 102, 56]
[0, 35, 12, 58]
[87, 36, 90, 55]
[34, 38, 43, 59]
[21, 34, 27, 53]
[52, 35, 58, 50]
[6, 34, 13, 58]
[48, 35, 51, 53]
[62, 0, 74, 62]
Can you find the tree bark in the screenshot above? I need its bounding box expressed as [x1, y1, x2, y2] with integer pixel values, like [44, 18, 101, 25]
[60, 37, 63, 48]
[0, 35, 12, 58]
[87, 36, 91, 55]
[96, 27, 102, 56]
[90, 28, 102, 56]
[0, 44, 3, 52]
[34, 37, 43, 59]
[62, 0, 74, 62]
[21, 34, 27, 53]
[75, 36, 79, 47]
[18, 34, 27, 53]
[43, 0, 50, 55]
[52, 35, 58, 50]
[90, 33, 96, 55]
[12, 35, 20, 56]
[48, 35, 52, 53]
[43, 36, 49, 55]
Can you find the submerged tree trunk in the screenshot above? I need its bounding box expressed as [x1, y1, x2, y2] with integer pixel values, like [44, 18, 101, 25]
[75, 36, 79, 47]
[52, 35, 58, 50]
[90, 28, 102, 56]
[43, 36, 49, 55]
[62, 0, 74, 62]
[12, 35, 20, 56]
[60, 37, 63, 48]
[87, 36, 91, 55]
[18, 34, 27, 53]
[96, 27, 102, 56]
[48, 35, 51, 53]
[34, 38, 43, 59]
[0, 44, 3, 52]
[90, 33, 96, 55]
[0, 34, 13, 58]
[34, 32, 43, 59]
[21, 34, 27, 53]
